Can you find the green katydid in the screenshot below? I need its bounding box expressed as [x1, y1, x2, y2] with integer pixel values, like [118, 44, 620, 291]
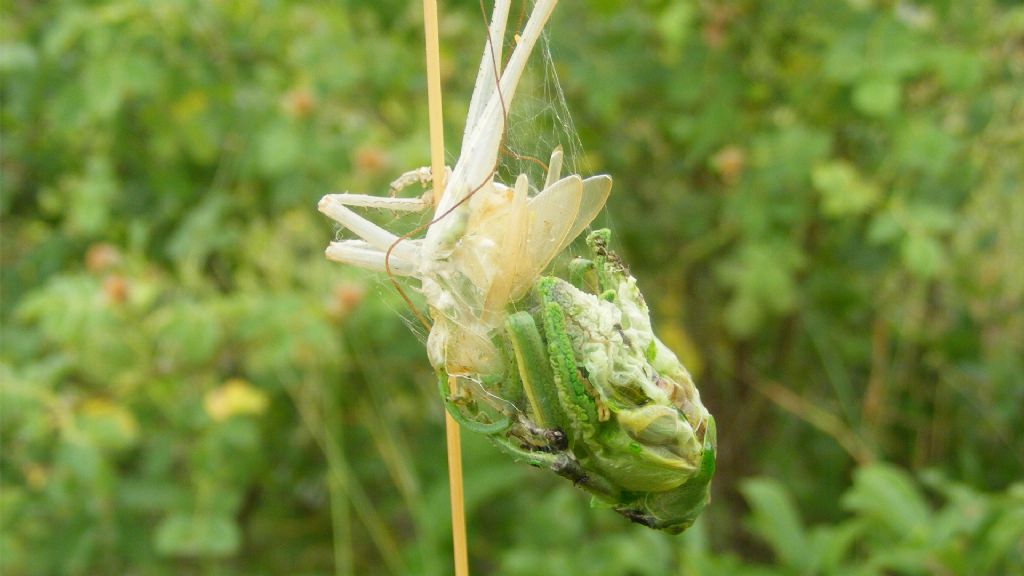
[440, 230, 715, 533]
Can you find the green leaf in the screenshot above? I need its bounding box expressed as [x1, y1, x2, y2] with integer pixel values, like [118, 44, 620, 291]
[740, 478, 808, 570]
[77, 400, 139, 452]
[750, 125, 832, 192]
[257, 120, 303, 177]
[931, 47, 984, 91]
[56, 440, 103, 484]
[901, 232, 946, 279]
[977, 504, 1024, 573]
[717, 240, 804, 337]
[655, 3, 695, 61]
[894, 120, 958, 176]
[807, 522, 862, 573]
[812, 161, 882, 217]
[67, 156, 117, 235]
[842, 463, 932, 537]
[853, 78, 902, 118]
[154, 513, 240, 558]
[867, 210, 903, 244]
[0, 43, 38, 72]
[152, 300, 224, 369]
[823, 32, 868, 84]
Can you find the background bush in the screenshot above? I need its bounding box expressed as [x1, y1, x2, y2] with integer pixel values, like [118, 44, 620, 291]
[2, 0, 1022, 574]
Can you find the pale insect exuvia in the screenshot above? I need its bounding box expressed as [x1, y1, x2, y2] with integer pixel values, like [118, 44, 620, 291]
[317, 0, 609, 378]
[318, 0, 715, 533]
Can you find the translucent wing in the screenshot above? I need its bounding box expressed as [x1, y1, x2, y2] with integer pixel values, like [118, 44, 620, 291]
[482, 174, 531, 316]
[507, 174, 584, 300]
[555, 174, 612, 256]
[544, 147, 564, 191]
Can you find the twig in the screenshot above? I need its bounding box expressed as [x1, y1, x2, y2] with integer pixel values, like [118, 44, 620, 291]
[754, 379, 875, 465]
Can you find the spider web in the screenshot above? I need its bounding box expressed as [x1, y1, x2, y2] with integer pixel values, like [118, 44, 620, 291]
[372, 1, 613, 347]
[494, 25, 590, 203]
[490, 8, 614, 271]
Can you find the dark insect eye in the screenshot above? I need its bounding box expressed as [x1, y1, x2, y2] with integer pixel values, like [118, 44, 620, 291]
[547, 428, 568, 451]
[619, 508, 657, 528]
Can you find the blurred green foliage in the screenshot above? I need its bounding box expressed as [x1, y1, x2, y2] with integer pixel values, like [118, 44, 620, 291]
[2, 0, 1023, 574]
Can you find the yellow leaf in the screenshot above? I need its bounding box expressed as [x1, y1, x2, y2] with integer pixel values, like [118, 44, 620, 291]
[204, 379, 268, 422]
[79, 398, 139, 450]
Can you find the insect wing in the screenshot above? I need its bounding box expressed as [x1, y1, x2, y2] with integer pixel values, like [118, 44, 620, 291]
[483, 174, 531, 316]
[543, 147, 564, 190]
[555, 174, 612, 256]
[507, 174, 583, 300]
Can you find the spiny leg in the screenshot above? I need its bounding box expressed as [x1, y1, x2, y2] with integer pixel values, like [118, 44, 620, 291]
[318, 195, 421, 263]
[505, 311, 566, 432]
[502, 299, 627, 501]
[486, 434, 620, 503]
[431, 0, 558, 218]
[325, 239, 418, 276]
[387, 165, 452, 197]
[463, 0, 511, 149]
[321, 192, 431, 213]
[319, 164, 458, 272]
